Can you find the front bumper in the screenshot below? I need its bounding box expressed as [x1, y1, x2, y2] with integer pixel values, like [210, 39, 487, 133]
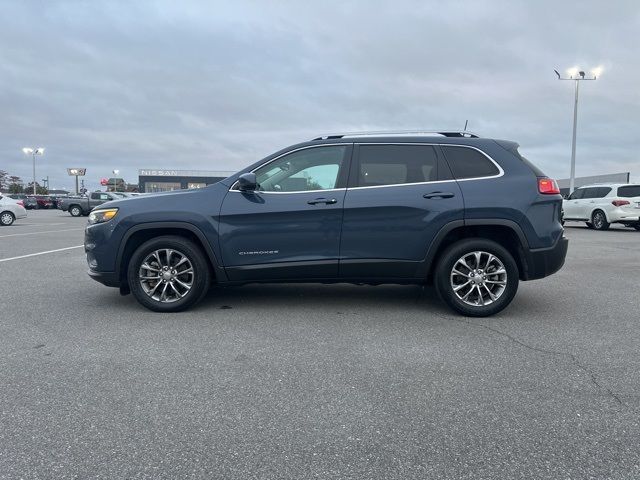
[522, 235, 569, 281]
[87, 269, 120, 287]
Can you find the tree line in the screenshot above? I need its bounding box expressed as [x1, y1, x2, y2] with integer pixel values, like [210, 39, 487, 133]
[0, 170, 49, 194]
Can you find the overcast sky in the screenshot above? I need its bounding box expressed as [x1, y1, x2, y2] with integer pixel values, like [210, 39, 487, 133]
[1, 0, 638, 191]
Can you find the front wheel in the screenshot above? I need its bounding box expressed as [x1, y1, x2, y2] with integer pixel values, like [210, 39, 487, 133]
[591, 210, 610, 231]
[0, 211, 15, 226]
[128, 236, 211, 312]
[69, 205, 82, 217]
[434, 238, 519, 317]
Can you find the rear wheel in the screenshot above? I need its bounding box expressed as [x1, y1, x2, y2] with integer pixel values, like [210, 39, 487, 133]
[69, 205, 82, 217]
[435, 238, 519, 317]
[585, 222, 594, 229]
[128, 236, 211, 312]
[591, 210, 610, 231]
[0, 211, 15, 226]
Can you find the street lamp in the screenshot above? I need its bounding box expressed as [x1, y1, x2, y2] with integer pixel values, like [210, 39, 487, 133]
[112, 169, 120, 192]
[554, 67, 601, 194]
[22, 147, 45, 195]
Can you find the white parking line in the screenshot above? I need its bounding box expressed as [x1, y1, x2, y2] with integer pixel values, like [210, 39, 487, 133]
[13, 223, 67, 227]
[0, 245, 84, 263]
[0, 228, 84, 238]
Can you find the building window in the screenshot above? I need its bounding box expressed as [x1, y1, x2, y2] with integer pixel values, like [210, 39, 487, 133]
[145, 182, 181, 192]
[188, 182, 207, 189]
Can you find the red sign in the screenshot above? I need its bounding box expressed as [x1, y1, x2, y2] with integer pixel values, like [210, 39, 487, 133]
[100, 178, 108, 186]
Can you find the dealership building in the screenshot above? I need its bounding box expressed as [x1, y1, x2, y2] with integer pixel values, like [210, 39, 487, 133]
[138, 169, 235, 193]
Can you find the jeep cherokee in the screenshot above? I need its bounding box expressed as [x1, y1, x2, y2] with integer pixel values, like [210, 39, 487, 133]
[84, 131, 568, 317]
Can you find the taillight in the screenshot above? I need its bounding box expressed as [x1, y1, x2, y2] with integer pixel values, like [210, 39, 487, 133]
[538, 177, 560, 195]
[17, 200, 24, 207]
[612, 200, 630, 207]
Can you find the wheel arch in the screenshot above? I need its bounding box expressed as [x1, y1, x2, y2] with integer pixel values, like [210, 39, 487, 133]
[591, 208, 610, 222]
[116, 222, 226, 287]
[421, 219, 530, 281]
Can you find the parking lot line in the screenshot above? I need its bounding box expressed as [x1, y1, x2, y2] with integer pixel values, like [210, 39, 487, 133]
[12, 223, 67, 226]
[0, 245, 84, 263]
[0, 228, 84, 238]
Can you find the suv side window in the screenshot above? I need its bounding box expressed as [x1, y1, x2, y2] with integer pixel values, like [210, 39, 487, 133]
[100, 194, 111, 201]
[567, 189, 585, 200]
[618, 185, 640, 197]
[441, 146, 500, 179]
[90, 193, 100, 200]
[582, 187, 611, 199]
[254, 145, 348, 192]
[356, 145, 442, 187]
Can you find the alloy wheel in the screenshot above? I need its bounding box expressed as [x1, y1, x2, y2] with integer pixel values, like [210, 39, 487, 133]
[138, 249, 194, 303]
[450, 251, 507, 307]
[593, 212, 605, 229]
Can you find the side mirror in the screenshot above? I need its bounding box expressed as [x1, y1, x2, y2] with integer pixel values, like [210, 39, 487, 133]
[237, 172, 258, 192]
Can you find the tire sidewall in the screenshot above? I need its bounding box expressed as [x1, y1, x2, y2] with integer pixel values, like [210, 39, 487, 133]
[70, 206, 82, 217]
[435, 238, 519, 317]
[127, 236, 210, 312]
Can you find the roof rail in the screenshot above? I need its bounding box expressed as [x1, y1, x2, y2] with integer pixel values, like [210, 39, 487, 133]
[311, 130, 480, 141]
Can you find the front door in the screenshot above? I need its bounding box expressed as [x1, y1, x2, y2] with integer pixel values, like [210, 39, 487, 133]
[219, 144, 352, 281]
[563, 188, 586, 219]
[339, 143, 464, 278]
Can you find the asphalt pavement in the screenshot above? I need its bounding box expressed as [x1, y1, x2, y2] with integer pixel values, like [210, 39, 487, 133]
[1, 209, 639, 479]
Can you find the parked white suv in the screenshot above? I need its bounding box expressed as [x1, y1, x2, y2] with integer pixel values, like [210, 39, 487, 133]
[0, 194, 28, 226]
[563, 183, 640, 230]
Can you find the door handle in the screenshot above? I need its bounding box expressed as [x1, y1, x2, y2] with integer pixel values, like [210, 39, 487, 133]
[423, 191, 455, 199]
[307, 198, 337, 205]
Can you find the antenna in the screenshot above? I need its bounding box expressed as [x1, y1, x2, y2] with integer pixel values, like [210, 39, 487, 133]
[463, 120, 468, 132]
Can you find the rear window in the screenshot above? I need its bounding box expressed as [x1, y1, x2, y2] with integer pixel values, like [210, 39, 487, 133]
[618, 185, 640, 198]
[441, 146, 500, 179]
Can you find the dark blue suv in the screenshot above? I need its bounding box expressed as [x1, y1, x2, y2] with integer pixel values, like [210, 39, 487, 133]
[85, 132, 567, 317]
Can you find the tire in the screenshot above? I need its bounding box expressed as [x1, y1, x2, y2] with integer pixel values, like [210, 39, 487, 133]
[633, 224, 640, 231]
[585, 222, 594, 229]
[0, 211, 15, 226]
[591, 210, 610, 231]
[434, 238, 519, 317]
[69, 205, 82, 217]
[127, 235, 211, 312]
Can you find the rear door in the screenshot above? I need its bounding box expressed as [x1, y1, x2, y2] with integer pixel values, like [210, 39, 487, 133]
[219, 144, 351, 281]
[339, 143, 463, 278]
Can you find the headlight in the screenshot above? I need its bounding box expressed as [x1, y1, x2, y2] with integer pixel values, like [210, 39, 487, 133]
[88, 208, 119, 225]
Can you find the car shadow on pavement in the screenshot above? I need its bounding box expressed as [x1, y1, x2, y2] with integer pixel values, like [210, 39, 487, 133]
[196, 282, 448, 316]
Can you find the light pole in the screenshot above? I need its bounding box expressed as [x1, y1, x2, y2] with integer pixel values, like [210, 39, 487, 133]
[112, 169, 120, 192]
[554, 67, 601, 194]
[22, 147, 45, 195]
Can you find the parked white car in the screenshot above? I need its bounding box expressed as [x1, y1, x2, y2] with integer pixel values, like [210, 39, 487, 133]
[0, 194, 28, 226]
[563, 183, 640, 230]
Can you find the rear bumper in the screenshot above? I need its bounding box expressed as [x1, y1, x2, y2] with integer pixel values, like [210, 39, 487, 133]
[522, 235, 568, 281]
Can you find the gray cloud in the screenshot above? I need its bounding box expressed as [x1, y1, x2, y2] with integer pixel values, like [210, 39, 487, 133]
[1, 0, 638, 191]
